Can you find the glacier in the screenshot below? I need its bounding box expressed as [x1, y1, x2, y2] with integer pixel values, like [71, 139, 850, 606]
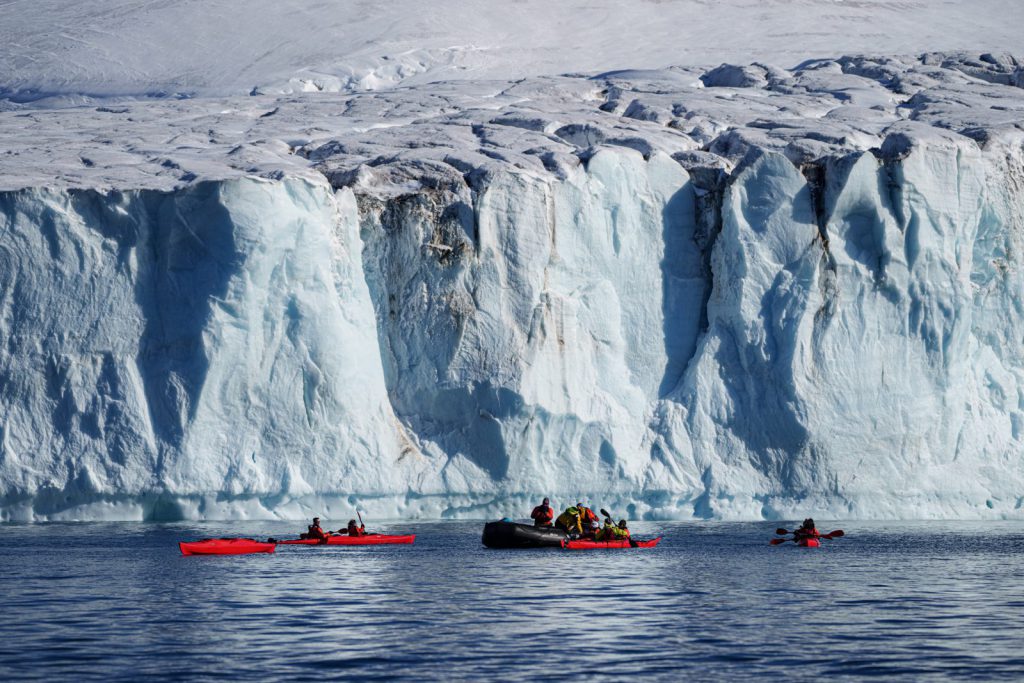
[2, 53, 1024, 521]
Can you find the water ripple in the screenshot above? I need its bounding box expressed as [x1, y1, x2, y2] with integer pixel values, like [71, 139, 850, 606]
[2, 520, 1024, 680]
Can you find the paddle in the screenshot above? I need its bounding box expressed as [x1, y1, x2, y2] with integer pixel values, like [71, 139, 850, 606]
[599, 508, 639, 548]
[769, 530, 844, 545]
[776, 528, 844, 538]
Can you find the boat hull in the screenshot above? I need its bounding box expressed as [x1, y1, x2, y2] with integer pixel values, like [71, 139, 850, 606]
[275, 534, 415, 546]
[482, 521, 567, 548]
[561, 537, 662, 549]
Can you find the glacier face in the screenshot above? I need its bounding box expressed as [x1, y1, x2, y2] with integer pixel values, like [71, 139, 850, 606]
[0, 179, 407, 520]
[2, 55, 1024, 520]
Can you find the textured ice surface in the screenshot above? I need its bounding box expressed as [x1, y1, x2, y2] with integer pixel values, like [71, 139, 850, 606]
[2, 0, 1022, 104]
[2, 52, 1024, 520]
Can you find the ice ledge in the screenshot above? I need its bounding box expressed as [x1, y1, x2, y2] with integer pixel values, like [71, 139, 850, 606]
[5, 492, 1022, 523]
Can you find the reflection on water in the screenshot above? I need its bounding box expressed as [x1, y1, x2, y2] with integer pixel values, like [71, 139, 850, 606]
[1, 521, 1024, 680]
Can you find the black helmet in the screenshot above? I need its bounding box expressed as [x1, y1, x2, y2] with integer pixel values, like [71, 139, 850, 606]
[618, 519, 628, 528]
[347, 519, 357, 526]
[802, 518, 815, 529]
[313, 517, 320, 523]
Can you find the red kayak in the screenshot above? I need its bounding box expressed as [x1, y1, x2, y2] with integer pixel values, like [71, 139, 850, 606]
[561, 537, 661, 549]
[798, 538, 821, 548]
[275, 534, 415, 546]
[179, 538, 276, 556]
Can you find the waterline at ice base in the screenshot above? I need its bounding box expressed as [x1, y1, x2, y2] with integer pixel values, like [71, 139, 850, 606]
[3, 55, 1024, 522]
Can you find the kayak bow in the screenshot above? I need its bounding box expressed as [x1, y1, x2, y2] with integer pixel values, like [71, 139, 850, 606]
[179, 538, 276, 556]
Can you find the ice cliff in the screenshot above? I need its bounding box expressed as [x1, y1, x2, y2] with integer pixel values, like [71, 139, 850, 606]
[2, 54, 1024, 520]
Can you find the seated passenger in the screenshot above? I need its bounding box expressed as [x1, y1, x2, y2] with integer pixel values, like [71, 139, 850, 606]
[793, 518, 819, 543]
[596, 519, 617, 541]
[344, 519, 367, 537]
[300, 517, 330, 541]
[531, 498, 554, 527]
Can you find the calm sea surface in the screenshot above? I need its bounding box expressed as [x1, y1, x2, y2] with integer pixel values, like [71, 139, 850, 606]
[1, 520, 1023, 681]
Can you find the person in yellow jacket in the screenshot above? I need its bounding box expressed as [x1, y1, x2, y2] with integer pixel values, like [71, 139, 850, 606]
[597, 519, 630, 541]
[596, 518, 617, 541]
[555, 506, 583, 535]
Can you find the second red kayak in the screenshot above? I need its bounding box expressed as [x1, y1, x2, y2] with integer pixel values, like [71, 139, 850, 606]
[798, 538, 821, 548]
[561, 537, 662, 549]
[275, 534, 416, 546]
[180, 538, 276, 556]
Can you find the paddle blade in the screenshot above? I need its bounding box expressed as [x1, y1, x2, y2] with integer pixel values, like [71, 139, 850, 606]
[775, 528, 790, 535]
[769, 538, 790, 545]
[823, 530, 845, 539]
[600, 508, 612, 519]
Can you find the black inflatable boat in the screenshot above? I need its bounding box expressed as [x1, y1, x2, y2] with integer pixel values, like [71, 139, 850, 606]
[482, 520, 568, 548]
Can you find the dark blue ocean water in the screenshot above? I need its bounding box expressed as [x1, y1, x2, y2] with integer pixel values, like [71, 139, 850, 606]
[1, 520, 1024, 681]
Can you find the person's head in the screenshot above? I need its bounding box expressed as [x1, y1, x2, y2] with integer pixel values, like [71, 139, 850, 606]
[618, 519, 628, 529]
[347, 519, 357, 527]
[313, 517, 320, 525]
[542, 497, 549, 506]
[577, 502, 585, 510]
[802, 518, 815, 529]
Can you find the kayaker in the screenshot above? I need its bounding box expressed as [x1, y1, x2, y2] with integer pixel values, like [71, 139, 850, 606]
[597, 519, 630, 541]
[555, 505, 583, 535]
[531, 498, 554, 527]
[793, 518, 820, 543]
[300, 517, 331, 541]
[344, 519, 366, 536]
[596, 518, 617, 541]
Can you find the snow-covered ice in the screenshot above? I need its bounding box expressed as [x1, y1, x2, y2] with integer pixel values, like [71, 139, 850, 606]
[1, 3, 1024, 521]
[3, 0, 1022, 104]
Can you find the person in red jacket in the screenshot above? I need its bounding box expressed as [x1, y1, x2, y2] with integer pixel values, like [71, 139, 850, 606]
[578, 504, 599, 528]
[344, 519, 367, 536]
[301, 517, 331, 542]
[531, 498, 554, 527]
[793, 518, 820, 543]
